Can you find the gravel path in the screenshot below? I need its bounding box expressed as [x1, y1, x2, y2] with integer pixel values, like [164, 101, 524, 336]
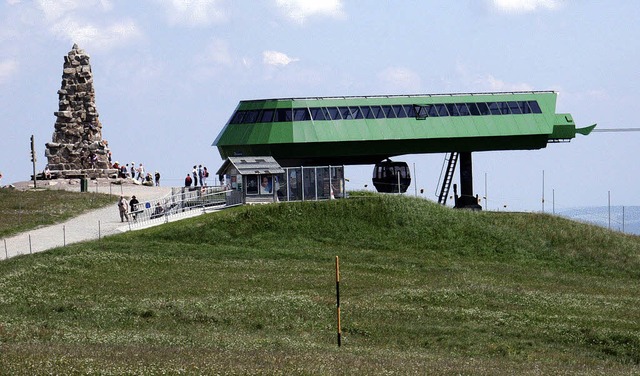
[2, 180, 177, 260]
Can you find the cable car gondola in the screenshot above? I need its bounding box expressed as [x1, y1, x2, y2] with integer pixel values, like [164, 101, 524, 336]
[372, 159, 411, 193]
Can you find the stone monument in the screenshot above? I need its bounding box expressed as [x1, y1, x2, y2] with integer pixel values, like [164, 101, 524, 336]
[45, 44, 114, 178]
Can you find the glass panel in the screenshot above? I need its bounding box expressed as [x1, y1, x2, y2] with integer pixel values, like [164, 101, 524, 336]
[528, 100, 542, 113]
[274, 174, 286, 201]
[456, 103, 470, 116]
[330, 166, 344, 198]
[303, 167, 316, 200]
[467, 103, 480, 116]
[243, 110, 260, 123]
[293, 108, 311, 121]
[404, 105, 416, 117]
[488, 102, 501, 115]
[382, 105, 396, 118]
[259, 109, 274, 122]
[508, 101, 522, 114]
[446, 103, 459, 116]
[427, 104, 439, 117]
[393, 105, 407, 118]
[518, 101, 532, 114]
[339, 106, 352, 119]
[316, 167, 330, 199]
[414, 105, 429, 118]
[328, 107, 342, 120]
[310, 107, 326, 121]
[287, 168, 302, 201]
[231, 111, 245, 124]
[275, 108, 293, 122]
[259, 175, 273, 195]
[246, 175, 258, 195]
[436, 104, 449, 116]
[371, 106, 385, 118]
[361, 106, 375, 119]
[476, 102, 490, 115]
[498, 102, 511, 114]
[349, 106, 364, 119]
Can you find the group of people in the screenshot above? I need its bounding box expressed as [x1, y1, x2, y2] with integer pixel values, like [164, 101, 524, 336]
[117, 194, 165, 222]
[112, 161, 161, 186]
[184, 164, 209, 187]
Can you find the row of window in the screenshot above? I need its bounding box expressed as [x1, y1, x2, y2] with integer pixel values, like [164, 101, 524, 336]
[229, 100, 543, 124]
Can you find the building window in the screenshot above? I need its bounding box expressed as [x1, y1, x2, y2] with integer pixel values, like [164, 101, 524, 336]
[246, 175, 258, 195]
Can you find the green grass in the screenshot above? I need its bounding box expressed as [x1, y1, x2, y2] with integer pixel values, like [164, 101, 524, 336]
[0, 189, 115, 238]
[1, 194, 639, 374]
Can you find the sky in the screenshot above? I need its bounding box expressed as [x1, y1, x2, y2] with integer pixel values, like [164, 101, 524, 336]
[1, 0, 638, 212]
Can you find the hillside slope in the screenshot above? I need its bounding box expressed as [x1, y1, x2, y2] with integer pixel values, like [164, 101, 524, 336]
[1, 194, 639, 374]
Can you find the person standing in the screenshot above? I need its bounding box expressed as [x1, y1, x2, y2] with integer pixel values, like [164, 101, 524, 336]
[198, 165, 204, 187]
[192, 165, 198, 186]
[44, 165, 52, 179]
[202, 166, 209, 186]
[130, 162, 135, 179]
[154, 171, 161, 186]
[129, 195, 139, 220]
[137, 163, 145, 181]
[118, 196, 129, 222]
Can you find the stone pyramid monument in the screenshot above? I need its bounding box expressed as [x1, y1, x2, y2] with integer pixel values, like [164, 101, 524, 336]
[45, 44, 114, 178]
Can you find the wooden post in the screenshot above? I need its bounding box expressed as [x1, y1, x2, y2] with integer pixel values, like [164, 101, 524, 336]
[335, 255, 341, 347]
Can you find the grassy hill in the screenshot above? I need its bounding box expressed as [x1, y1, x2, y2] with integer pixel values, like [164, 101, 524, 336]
[0, 188, 115, 238]
[1, 193, 639, 374]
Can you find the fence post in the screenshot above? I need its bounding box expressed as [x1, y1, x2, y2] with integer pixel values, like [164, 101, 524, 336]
[335, 255, 341, 347]
[63, 225, 66, 246]
[4, 239, 7, 259]
[98, 220, 101, 240]
[29, 234, 32, 254]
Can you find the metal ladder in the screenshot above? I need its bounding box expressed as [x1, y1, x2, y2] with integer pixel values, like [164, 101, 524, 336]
[436, 152, 459, 205]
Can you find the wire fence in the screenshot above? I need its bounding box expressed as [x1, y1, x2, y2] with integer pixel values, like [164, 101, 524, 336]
[1, 186, 237, 260]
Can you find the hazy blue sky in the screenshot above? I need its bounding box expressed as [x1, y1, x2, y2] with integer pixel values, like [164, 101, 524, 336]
[1, 0, 638, 211]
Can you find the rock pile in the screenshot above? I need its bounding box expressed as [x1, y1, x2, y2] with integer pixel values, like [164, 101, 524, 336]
[45, 44, 114, 178]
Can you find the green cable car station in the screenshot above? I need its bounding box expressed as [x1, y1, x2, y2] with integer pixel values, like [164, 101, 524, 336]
[213, 91, 595, 209]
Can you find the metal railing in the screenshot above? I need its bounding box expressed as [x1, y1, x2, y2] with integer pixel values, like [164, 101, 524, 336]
[127, 186, 235, 228]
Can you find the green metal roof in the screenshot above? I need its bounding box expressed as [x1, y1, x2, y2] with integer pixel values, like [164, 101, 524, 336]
[213, 91, 595, 166]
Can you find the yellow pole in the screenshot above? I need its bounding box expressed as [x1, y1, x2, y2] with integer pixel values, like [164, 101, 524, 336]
[336, 255, 341, 347]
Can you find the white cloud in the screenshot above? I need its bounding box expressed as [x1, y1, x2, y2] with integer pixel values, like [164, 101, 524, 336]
[275, 0, 345, 24]
[37, 0, 110, 21]
[202, 38, 233, 66]
[0, 59, 18, 84]
[263, 50, 299, 66]
[162, 0, 227, 27]
[51, 18, 142, 51]
[474, 74, 534, 92]
[32, 0, 142, 51]
[489, 0, 561, 14]
[377, 67, 422, 93]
